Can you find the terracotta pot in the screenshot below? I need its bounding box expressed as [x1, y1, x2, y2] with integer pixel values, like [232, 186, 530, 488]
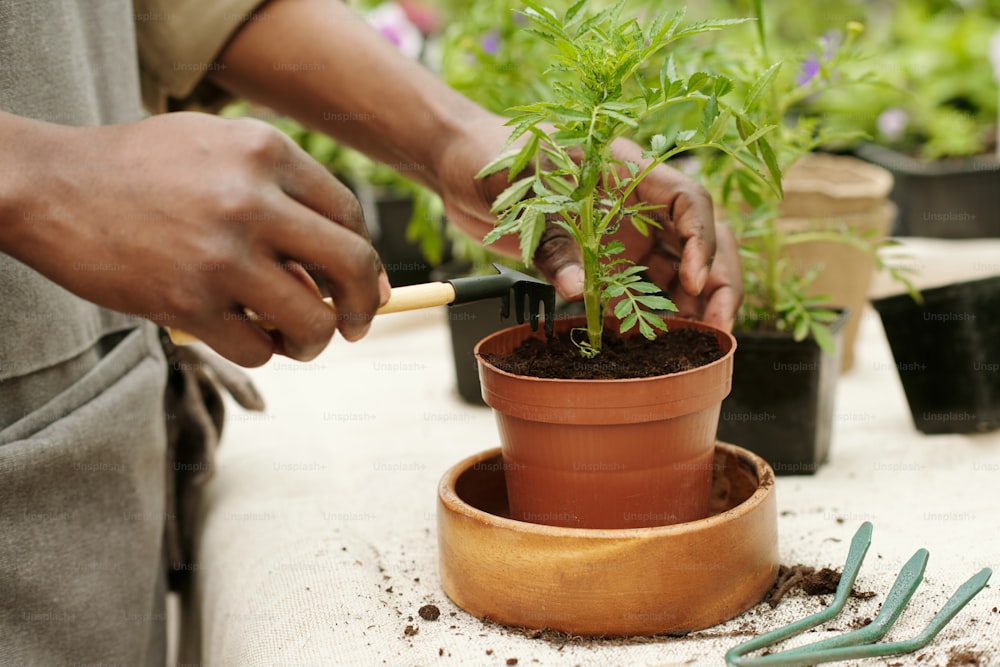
[778, 153, 896, 372]
[475, 316, 736, 529]
[437, 443, 779, 636]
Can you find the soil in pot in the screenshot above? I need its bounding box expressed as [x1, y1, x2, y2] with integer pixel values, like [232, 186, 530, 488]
[476, 316, 735, 530]
[480, 324, 725, 380]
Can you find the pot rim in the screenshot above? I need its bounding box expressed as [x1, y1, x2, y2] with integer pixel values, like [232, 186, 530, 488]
[474, 315, 737, 386]
[438, 443, 774, 540]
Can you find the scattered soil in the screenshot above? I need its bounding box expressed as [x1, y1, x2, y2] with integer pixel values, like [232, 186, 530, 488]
[403, 624, 418, 637]
[506, 659, 519, 666]
[480, 619, 686, 647]
[765, 564, 876, 608]
[947, 649, 982, 666]
[419, 604, 441, 621]
[481, 325, 725, 380]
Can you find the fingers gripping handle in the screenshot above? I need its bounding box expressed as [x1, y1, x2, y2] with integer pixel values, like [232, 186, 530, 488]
[166, 282, 458, 345]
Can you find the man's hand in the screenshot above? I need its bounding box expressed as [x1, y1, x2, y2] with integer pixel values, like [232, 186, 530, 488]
[1, 110, 389, 367]
[204, 0, 740, 331]
[434, 115, 743, 332]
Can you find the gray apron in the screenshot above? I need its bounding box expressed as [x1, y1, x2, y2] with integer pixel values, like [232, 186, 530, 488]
[1, 1, 167, 663]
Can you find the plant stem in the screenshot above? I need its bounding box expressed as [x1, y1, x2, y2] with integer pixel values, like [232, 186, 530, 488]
[764, 212, 780, 315]
[579, 190, 603, 354]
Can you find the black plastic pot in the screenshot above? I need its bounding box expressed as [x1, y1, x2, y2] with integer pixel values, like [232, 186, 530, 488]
[446, 299, 516, 405]
[854, 143, 1000, 238]
[871, 276, 1000, 434]
[357, 187, 439, 287]
[431, 262, 517, 405]
[716, 313, 847, 475]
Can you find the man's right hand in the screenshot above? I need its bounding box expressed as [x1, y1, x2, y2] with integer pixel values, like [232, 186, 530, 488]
[0, 110, 388, 367]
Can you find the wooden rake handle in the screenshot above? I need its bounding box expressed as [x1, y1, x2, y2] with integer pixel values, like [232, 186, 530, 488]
[166, 281, 457, 345]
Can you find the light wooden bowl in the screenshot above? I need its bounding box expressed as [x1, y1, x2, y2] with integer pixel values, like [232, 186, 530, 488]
[437, 442, 778, 636]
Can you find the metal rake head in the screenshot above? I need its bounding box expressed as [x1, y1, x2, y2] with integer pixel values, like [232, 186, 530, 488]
[449, 263, 556, 336]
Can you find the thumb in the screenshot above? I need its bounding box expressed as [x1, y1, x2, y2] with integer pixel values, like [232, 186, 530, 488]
[532, 221, 584, 300]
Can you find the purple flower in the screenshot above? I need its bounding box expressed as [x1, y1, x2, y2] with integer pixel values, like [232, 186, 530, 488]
[366, 3, 424, 60]
[820, 30, 842, 61]
[797, 54, 821, 87]
[481, 29, 500, 55]
[877, 108, 909, 142]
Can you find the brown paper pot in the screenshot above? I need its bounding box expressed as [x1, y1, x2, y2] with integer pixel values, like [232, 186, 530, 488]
[437, 443, 779, 636]
[475, 316, 735, 529]
[778, 153, 895, 371]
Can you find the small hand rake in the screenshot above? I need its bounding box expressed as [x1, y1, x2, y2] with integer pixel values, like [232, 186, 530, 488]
[726, 522, 992, 667]
[168, 263, 556, 345]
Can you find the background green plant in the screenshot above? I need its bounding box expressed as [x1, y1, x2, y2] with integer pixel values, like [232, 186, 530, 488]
[648, 1, 916, 350]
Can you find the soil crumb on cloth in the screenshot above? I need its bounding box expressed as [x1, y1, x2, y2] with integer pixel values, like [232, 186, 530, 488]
[766, 564, 876, 608]
[418, 604, 440, 621]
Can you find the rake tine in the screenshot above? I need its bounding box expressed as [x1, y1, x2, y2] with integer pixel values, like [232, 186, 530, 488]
[729, 567, 992, 667]
[725, 522, 874, 667]
[775, 548, 929, 658]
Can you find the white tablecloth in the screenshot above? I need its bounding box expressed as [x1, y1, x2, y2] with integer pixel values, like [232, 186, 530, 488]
[181, 238, 1000, 667]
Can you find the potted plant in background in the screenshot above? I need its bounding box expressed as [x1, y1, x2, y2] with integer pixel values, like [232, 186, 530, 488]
[810, 1, 1000, 238]
[473, 0, 783, 528]
[688, 2, 917, 473]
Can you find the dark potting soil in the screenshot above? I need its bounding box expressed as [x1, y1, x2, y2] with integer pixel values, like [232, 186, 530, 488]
[765, 564, 876, 608]
[482, 326, 725, 380]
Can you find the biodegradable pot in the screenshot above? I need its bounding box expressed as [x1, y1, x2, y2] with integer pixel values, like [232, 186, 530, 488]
[872, 275, 1000, 434]
[716, 311, 847, 475]
[475, 316, 736, 529]
[855, 143, 1000, 239]
[437, 443, 779, 636]
[778, 153, 895, 371]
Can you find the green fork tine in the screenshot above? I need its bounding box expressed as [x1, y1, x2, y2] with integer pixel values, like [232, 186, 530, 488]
[726, 523, 992, 667]
[725, 522, 873, 666]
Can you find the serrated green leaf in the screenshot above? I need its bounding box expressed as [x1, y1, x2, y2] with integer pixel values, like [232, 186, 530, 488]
[490, 177, 535, 214]
[519, 208, 547, 266]
[744, 61, 782, 112]
[714, 76, 734, 98]
[627, 282, 662, 294]
[650, 134, 668, 155]
[793, 316, 809, 341]
[641, 310, 670, 331]
[707, 107, 731, 143]
[702, 93, 719, 135]
[757, 136, 784, 197]
[600, 107, 639, 127]
[613, 297, 632, 319]
[637, 316, 654, 339]
[810, 321, 835, 353]
[620, 312, 639, 333]
[508, 133, 540, 181]
[565, 0, 589, 24]
[676, 129, 697, 144]
[687, 71, 711, 93]
[474, 150, 518, 179]
[636, 295, 677, 310]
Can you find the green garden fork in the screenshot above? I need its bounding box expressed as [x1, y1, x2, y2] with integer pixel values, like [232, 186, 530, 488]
[726, 522, 992, 667]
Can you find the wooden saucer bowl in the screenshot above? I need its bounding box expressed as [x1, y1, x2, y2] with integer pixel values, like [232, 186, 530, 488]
[437, 442, 778, 636]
